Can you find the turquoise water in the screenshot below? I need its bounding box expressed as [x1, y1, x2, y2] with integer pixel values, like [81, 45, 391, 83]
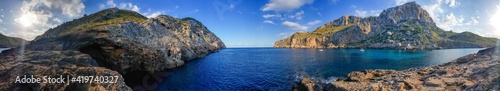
[154, 48, 482, 90]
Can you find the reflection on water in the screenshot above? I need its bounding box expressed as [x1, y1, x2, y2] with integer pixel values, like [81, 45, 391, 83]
[157, 48, 482, 90]
[0, 48, 10, 53]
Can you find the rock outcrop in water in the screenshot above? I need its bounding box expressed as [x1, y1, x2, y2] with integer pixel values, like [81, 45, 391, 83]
[292, 46, 500, 91]
[0, 33, 27, 48]
[274, 2, 498, 49]
[0, 8, 225, 90]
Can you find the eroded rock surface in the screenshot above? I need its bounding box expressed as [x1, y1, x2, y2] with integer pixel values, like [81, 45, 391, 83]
[0, 8, 224, 90]
[292, 46, 500, 91]
[274, 2, 498, 49]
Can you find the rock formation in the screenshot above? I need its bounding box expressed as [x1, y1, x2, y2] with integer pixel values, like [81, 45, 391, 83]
[0, 33, 27, 48]
[292, 46, 500, 91]
[0, 8, 225, 90]
[274, 2, 498, 49]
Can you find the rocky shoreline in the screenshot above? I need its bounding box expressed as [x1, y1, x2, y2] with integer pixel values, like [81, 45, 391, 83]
[292, 46, 499, 91]
[274, 2, 498, 50]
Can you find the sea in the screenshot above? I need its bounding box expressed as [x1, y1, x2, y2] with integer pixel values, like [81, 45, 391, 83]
[138, 48, 482, 91]
[0, 48, 10, 53]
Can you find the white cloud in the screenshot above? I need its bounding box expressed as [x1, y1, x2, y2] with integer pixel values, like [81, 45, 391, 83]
[279, 32, 287, 36]
[422, 4, 444, 21]
[119, 3, 129, 8]
[355, 10, 367, 17]
[132, 5, 140, 12]
[278, 32, 291, 38]
[436, 13, 464, 31]
[118, 3, 140, 12]
[414, 0, 465, 32]
[282, 21, 308, 31]
[263, 14, 282, 18]
[395, 0, 408, 5]
[10, 0, 85, 40]
[354, 10, 381, 17]
[317, 12, 322, 16]
[489, 3, 500, 37]
[99, 4, 106, 9]
[442, 0, 459, 7]
[306, 20, 321, 25]
[146, 11, 163, 18]
[53, 18, 62, 23]
[107, 0, 116, 7]
[289, 11, 304, 20]
[175, 6, 179, 9]
[0, 18, 3, 24]
[263, 20, 275, 24]
[101, 0, 140, 12]
[0, 28, 6, 35]
[262, 0, 314, 12]
[465, 16, 479, 25]
[266, 11, 305, 20]
[20, 0, 85, 18]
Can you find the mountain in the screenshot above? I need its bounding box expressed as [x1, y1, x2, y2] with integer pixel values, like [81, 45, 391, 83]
[0, 8, 225, 90]
[274, 2, 498, 49]
[0, 33, 27, 48]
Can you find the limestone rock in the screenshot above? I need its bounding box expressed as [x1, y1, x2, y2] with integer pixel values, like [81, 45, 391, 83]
[274, 2, 498, 49]
[0, 8, 225, 90]
[317, 46, 500, 90]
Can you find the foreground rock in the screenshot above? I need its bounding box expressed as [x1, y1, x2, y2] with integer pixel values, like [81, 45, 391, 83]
[274, 2, 498, 49]
[292, 46, 500, 91]
[0, 8, 225, 90]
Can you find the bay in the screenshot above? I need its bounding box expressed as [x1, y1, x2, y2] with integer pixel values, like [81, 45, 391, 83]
[156, 48, 482, 90]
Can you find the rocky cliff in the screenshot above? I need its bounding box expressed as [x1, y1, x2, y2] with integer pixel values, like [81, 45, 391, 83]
[0, 8, 225, 90]
[292, 46, 500, 90]
[0, 33, 27, 48]
[274, 2, 498, 49]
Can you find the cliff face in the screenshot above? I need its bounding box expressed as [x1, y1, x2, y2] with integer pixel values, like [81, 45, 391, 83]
[0, 33, 27, 48]
[293, 46, 500, 90]
[0, 8, 225, 90]
[274, 2, 497, 49]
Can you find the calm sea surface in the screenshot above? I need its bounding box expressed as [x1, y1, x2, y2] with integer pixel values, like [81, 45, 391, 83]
[156, 48, 482, 90]
[0, 48, 10, 53]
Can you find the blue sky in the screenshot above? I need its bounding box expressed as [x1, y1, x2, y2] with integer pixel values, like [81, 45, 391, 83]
[0, 0, 499, 47]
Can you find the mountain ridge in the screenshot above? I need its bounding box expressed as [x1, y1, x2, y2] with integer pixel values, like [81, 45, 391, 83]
[274, 2, 498, 49]
[0, 8, 225, 90]
[0, 33, 27, 48]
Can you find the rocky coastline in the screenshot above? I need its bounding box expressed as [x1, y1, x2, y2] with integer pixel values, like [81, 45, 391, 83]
[0, 8, 225, 90]
[274, 2, 498, 50]
[292, 46, 500, 91]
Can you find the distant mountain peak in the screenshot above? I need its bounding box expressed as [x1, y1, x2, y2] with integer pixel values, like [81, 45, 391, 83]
[379, 1, 434, 26]
[274, 1, 498, 49]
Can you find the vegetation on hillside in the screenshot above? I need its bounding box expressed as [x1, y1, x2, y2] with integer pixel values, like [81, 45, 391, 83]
[293, 24, 354, 38]
[0, 33, 26, 48]
[447, 31, 498, 46]
[44, 8, 147, 36]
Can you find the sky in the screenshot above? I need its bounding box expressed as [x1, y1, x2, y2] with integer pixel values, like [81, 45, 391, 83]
[0, 0, 499, 47]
